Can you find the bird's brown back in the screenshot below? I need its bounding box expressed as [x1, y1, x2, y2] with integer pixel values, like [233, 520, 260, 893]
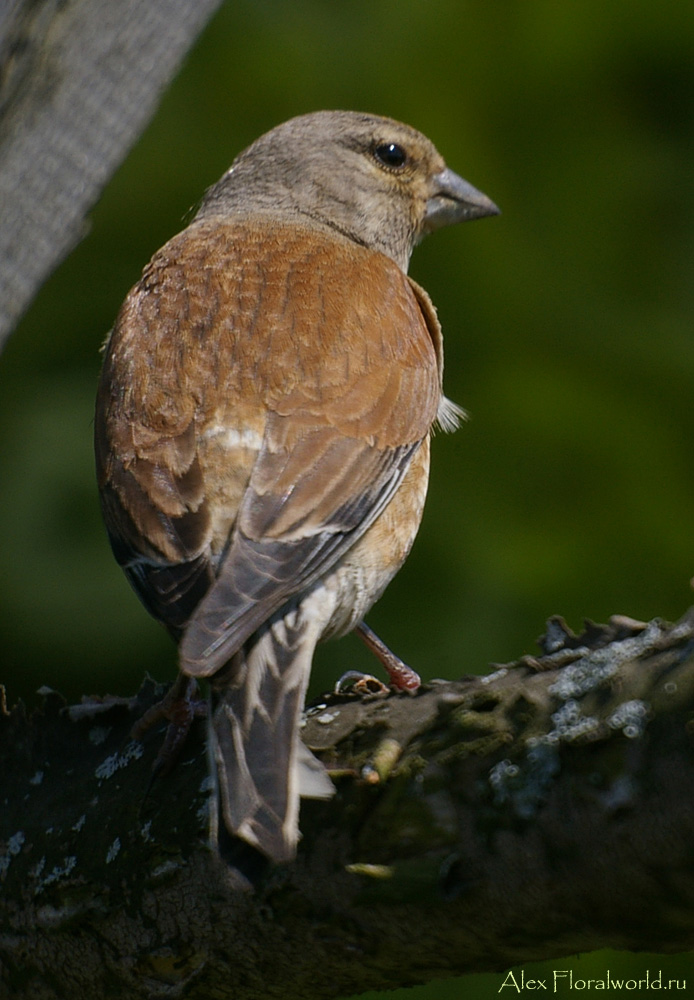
[95, 215, 441, 637]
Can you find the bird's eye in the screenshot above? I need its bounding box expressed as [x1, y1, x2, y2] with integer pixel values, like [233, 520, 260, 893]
[373, 142, 408, 169]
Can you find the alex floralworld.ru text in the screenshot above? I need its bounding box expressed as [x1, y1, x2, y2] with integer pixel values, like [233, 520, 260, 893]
[498, 969, 685, 992]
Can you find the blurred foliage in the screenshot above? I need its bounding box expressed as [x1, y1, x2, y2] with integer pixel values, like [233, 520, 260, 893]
[1, 0, 693, 992]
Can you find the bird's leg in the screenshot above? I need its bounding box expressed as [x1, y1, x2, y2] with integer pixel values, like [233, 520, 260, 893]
[131, 672, 207, 777]
[355, 621, 421, 691]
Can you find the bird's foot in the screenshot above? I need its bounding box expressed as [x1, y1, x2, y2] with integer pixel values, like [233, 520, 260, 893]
[355, 621, 421, 692]
[334, 670, 390, 696]
[131, 673, 207, 777]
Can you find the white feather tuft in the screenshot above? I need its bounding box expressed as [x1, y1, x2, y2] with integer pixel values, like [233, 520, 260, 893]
[435, 395, 468, 434]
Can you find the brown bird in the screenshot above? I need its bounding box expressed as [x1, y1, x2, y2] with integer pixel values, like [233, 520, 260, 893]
[95, 111, 498, 865]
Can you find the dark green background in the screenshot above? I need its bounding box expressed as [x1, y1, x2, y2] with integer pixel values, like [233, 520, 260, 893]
[2, 1, 693, 994]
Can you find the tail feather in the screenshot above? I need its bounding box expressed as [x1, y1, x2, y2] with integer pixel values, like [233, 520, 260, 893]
[208, 613, 333, 864]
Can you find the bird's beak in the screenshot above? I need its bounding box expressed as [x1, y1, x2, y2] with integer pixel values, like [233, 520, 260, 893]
[423, 168, 500, 233]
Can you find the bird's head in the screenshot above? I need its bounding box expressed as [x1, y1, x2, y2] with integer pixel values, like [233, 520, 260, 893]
[197, 111, 499, 272]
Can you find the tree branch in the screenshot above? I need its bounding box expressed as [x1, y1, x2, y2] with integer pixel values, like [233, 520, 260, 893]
[3, 609, 694, 999]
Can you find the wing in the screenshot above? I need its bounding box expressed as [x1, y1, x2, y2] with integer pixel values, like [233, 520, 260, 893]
[180, 424, 420, 675]
[96, 215, 442, 655]
[95, 353, 216, 635]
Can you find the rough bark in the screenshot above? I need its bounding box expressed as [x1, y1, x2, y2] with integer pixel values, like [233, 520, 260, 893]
[2, 609, 694, 999]
[0, 0, 224, 349]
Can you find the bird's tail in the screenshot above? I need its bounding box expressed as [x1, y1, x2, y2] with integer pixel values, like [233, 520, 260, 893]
[207, 612, 334, 865]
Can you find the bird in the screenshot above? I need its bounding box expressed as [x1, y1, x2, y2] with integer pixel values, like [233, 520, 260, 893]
[94, 110, 498, 866]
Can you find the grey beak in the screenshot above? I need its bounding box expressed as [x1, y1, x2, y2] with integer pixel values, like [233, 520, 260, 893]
[423, 167, 500, 232]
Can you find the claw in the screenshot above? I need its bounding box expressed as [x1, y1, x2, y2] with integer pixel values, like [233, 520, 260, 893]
[334, 670, 389, 696]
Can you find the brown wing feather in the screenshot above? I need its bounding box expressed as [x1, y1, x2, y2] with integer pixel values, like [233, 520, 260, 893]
[180, 433, 419, 675]
[95, 215, 441, 648]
